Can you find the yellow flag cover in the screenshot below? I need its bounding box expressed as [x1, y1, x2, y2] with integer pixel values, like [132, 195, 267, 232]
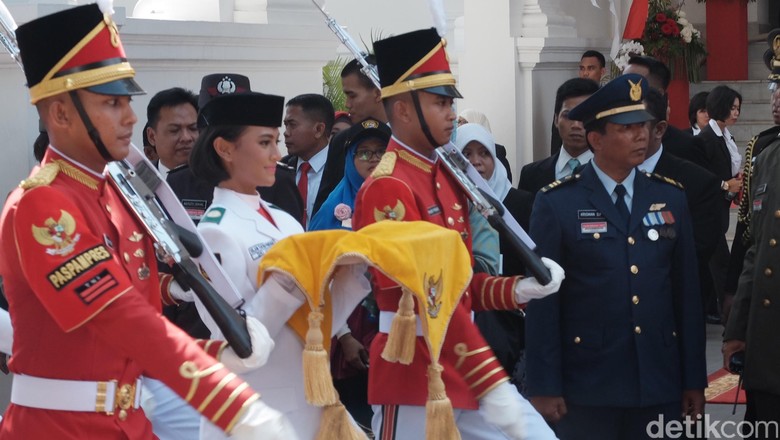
[258, 221, 473, 439]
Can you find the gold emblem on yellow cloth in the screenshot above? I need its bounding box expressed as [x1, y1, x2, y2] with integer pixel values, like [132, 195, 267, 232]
[374, 200, 406, 222]
[426, 271, 444, 319]
[32, 209, 80, 256]
[629, 78, 643, 102]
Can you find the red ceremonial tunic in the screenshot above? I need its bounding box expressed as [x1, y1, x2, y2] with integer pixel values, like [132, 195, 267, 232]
[0, 148, 256, 439]
[354, 138, 522, 410]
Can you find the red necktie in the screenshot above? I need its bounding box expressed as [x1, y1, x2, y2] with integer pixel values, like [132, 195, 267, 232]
[297, 161, 311, 227]
[257, 204, 276, 227]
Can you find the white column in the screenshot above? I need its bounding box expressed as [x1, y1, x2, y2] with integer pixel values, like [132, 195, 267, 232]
[514, 0, 610, 163]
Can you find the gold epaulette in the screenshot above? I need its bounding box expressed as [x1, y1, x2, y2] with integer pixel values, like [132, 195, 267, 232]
[19, 162, 60, 190]
[646, 172, 684, 189]
[371, 151, 397, 178]
[540, 173, 579, 193]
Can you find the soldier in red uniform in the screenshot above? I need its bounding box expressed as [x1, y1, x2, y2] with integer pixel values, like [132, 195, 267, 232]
[0, 4, 295, 439]
[353, 28, 564, 439]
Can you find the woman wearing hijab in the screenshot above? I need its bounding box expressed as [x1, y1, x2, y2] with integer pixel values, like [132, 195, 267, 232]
[309, 118, 390, 432]
[456, 122, 534, 384]
[310, 118, 390, 231]
[457, 108, 514, 182]
[189, 92, 316, 439]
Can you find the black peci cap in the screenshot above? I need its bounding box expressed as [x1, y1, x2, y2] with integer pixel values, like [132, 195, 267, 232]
[16, 4, 144, 104]
[199, 92, 285, 128]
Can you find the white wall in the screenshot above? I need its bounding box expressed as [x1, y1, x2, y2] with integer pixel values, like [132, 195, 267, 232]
[0, 2, 334, 196]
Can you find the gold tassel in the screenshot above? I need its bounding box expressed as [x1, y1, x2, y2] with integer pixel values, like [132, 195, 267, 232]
[303, 310, 338, 405]
[425, 363, 460, 440]
[381, 288, 417, 365]
[315, 401, 368, 440]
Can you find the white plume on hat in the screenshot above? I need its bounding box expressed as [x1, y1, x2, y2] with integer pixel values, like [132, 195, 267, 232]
[96, 0, 115, 15]
[427, 0, 447, 37]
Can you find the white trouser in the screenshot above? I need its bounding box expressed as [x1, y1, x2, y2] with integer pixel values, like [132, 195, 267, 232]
[371, 393, 557, 440]
[142, 377, 202, 440]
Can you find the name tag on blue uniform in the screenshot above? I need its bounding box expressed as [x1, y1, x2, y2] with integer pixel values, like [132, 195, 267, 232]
[581, 221, 607, 234]
[577, 210, 604, 220]
[427, 205, 442, 216]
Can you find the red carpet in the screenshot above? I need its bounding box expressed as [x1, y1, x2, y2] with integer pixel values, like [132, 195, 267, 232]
[706, 368, 746, 404]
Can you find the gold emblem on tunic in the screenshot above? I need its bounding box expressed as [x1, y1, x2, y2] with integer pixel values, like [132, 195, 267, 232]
[32, 210, 81, 256]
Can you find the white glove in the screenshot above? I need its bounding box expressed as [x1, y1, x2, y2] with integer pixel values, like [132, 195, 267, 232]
[0, 308, 13, 355]
[479, 382, 557, 439]
[170, 280, 195, 303]
[229, 399, 299, 440]
[220, 316, 274, 374]
[329, 260, 371, 336]
[249, 272, 306, 339]
[514, 257, 565, 304]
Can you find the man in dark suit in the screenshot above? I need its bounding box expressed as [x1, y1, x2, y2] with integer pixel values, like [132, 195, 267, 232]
[282, 94, 341, 228]
[526, 74, 706, 439]
[519, 78, 599, 197]
[641, 88, 723, 320]
[623, 56, 710, 170]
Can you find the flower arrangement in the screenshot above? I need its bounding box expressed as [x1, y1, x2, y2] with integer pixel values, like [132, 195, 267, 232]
[614, 40, 646, 73]
[620, 0, 707, 82]
[642, 1, 706, 81]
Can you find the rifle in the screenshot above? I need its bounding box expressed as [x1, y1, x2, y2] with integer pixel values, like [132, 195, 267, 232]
[312, 1, 551, 284]
[0, 2, 252, 358]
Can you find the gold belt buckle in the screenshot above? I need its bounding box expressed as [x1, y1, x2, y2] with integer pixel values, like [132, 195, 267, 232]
[96, 380, 117, 415]
[114, 380, 137, 421]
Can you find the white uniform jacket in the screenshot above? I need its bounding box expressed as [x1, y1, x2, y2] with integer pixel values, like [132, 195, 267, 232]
[196, 187, 314, 439]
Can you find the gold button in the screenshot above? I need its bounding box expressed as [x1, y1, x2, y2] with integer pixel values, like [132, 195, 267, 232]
[763, 298, 771, 307]
[672, 331, 677, 337]
[436, 182, 441, 190]
[765, 267, 773, 277]
[593, 232, 601, 240]
[574, 337, 581, 344]
[771, 239, 777, 247]
[123, 252, 130, 263]
[118, 409, 127, 421]
[106, 204, 112, 213]
[632, 295, 639, 305]
[447, 217, 455, 226]
[775, 210, 780, 219]
[634, 326, 641, 334]
[133, 249, 145, 258]
[628, 237, 635, 245]
[630, 265, 639, 274]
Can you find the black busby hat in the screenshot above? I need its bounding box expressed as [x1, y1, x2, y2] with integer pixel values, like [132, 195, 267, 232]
[16, 4, 144, 104]
[344, 118, 391, 148]
[764, 29, 780, 83]
[373, 28, 462, 99]
[198, 73, 252, 109]
[199, 92, 285, 128]
[568, 73, 654, 128]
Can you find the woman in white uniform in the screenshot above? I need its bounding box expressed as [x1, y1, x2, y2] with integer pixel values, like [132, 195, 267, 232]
[189, 92, 317, 439]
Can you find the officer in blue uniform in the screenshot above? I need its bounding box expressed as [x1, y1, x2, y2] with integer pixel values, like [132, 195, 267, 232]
[525, 73, 707, 440]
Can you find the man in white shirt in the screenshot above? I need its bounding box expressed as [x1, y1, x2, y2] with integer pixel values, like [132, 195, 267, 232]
[520, 78, 599, 197]
[282, 94, 337, 228]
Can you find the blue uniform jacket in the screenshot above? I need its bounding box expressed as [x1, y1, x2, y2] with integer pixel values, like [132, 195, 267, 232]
[525, 162, 707, 407]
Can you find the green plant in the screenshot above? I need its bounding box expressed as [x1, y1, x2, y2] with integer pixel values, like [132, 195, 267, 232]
[323, 57, 348, 112]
